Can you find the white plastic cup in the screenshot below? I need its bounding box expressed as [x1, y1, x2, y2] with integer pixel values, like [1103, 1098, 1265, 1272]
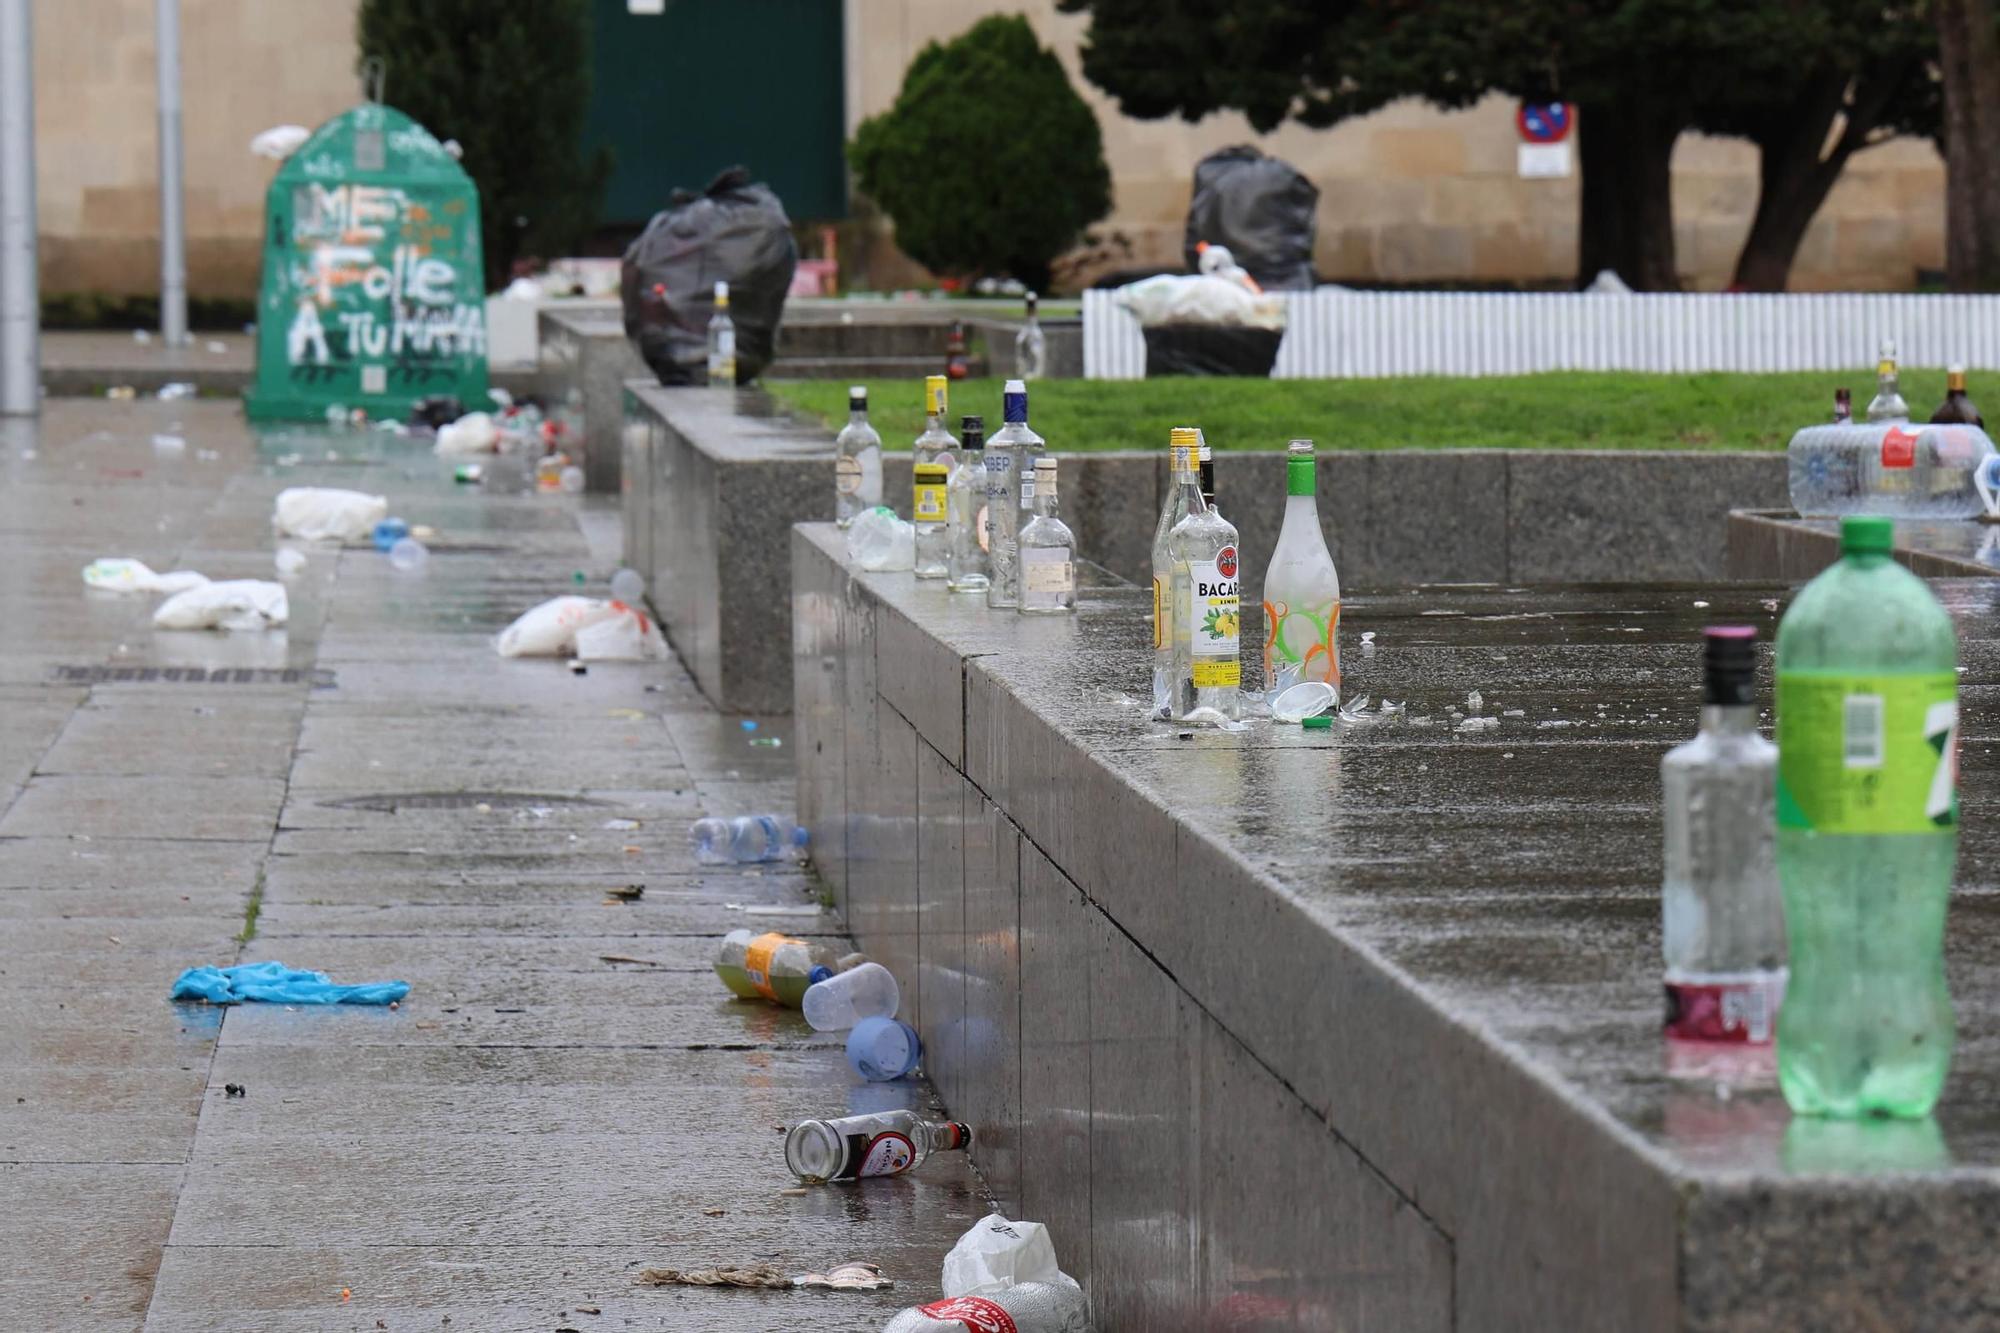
[803, 961, 901, 1031]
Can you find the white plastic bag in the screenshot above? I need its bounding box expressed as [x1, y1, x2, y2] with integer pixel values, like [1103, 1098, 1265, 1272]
[272, 488, 387, 543]
[1113, 272, 1287, 332]
[496, 596, 665, 660]
[435, 411, 501, 455]
[574, 605, 669, 662]
[884, 1215, 1091, 1333]
[846, 507, 915, 572]
[82, 557, 209, 595]
[153, 580, 289, 631]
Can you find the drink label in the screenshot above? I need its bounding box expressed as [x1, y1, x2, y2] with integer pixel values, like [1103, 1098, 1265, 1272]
[1881, 426, 1918, 468]
[1152, 576, 1165, 649]
[984, 452, 1009, 499]
[1021, 478, 1036, 505]
[1187, 548, 1241, 687]
[1020, 547, 1073, 600]
[1664, 973, 1786, 1043]
[913, 463, 949, 522]
[741, 932, 793, 1002]
[1263, 597, 1341, 687]
[909, 1296, 1018, 1333]
[855, 1131, 916, 1177]
[1777, 672, 1958, 833]
[835, 456, 863, 496]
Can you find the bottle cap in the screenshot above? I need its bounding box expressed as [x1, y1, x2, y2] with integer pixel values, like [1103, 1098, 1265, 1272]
[849, 386, 867, 411]
[714, 280, 729, 302]
[1841, 514, 1893, 555]
[1002, 382, 1028, 424]
[1004, 378, 1026, 393]
[960, 414, 984, 448]
[1288, 439, 1314, 456]
[807, 965, 833, 986]
[1701, 625, 1758, 707]
[925, 375, 948, 415]
[1301, 714, 1334, 730]
[1169, 426, 1201, 449]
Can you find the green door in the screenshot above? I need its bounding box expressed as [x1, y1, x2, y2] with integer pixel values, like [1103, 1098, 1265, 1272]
[246, 103, 489, 422]
[583, 0, 847, 225]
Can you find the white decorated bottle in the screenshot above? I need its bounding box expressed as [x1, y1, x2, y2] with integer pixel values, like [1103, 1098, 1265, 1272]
[912, 375, 953, 579]
[1260, 439, 1341, 702]
[784, 1110, 971, 1183]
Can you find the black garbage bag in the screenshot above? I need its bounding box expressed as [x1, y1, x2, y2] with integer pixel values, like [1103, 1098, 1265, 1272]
[1142, 325, 1283, 378]
[1183, 146, 1319, 292]
[621, 166, 798, 386]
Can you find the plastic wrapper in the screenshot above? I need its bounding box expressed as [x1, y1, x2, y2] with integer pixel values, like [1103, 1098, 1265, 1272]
[1786, 421, 1994, 519]
[153, 580, 289, 631]
[620, 166, 798, 386]
[272, 487, 388, 543]
[1184, 145, 1318, 292]
[82, 558, 209, 595]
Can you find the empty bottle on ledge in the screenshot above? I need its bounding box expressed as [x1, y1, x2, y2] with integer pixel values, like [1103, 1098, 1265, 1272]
[1832, 387, 1851, 423]
[1017, 458, 1076, 614]
[1866, 339, 1909, 422]
[834, 386, 883, 528]
[1260, 439, 1341, 703]
[913, 375, 954, 579]
[1776, 515, 1958, 1118]
[1170, 436, 1242, 724]
[984, 380, 1044, 610]
[785, 1110, 970, 1183]
[946, 415, 990, 593]
[1150, 427, 1202, 717]
[1931, 363, 1984, 427]
[706, 281, 736, 387]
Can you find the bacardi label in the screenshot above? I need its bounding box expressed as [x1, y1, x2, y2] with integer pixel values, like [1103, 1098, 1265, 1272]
[1187, 546, 1241, 688]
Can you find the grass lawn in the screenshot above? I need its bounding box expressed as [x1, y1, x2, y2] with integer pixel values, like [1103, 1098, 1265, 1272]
[763, 369, 1967, 453]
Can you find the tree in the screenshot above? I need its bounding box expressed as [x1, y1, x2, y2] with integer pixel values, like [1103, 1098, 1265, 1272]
[1936, 0, 2000, 290]
[356, 0, 611, 290]
[849, 15, 1111, 293]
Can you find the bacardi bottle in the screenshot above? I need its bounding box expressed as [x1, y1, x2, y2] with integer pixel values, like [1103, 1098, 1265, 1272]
[1169, 449, 1241, 724]
[912, 375, 953, 579]
[785, 1110, 971, 1183]
[984, 380, 1044, 609]
[1017, 458, 1076, 614]
[946, 415, 990, 592]
[834, 386, 883, 529]
[1150, 427, 1201, 717]
[1260, 440, 1341, 701]
[706, 281, 736, 387]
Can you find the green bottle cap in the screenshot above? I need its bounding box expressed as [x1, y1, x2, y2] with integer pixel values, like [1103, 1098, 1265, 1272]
[1840, 515, 1893, 555]
[1301, 714, 1333, 730]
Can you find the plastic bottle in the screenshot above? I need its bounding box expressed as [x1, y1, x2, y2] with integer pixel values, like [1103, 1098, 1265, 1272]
[1784, 421, 1993, 518]
[688, 814, 808, 865]
[802, 960, 901, 1030]
[1661, 627, 1785, 1052]
[847, 1016, 922, 1081]
[712, 928, 837, 1007]
[784, 1110, 970, 1183]
[371, 517, 409, 552]
[1775, 515, 1958, 1118]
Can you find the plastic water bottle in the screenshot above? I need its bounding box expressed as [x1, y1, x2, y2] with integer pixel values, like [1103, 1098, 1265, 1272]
[610, 567, 645, 604]
[802, 960, 901, 1031]
[1785, 421, 1994, 518]
[688, 814, 808, 865]
[1775, 515, 1958, 1118]
[712, 928, 838, 1007]
[783, 1110, 970, 1183]
[847, 1016, 921, 1081]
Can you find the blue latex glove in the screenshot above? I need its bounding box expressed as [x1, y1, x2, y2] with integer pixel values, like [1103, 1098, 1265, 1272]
[170, 961, 410, 1006]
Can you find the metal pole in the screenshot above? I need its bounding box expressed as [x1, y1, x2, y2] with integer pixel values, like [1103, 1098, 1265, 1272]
[155, 0, 187, 346]
[0, 0, 38, 415]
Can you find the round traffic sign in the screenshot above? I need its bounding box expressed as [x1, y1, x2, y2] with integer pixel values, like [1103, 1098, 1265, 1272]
[1516, 102, 1573, 144]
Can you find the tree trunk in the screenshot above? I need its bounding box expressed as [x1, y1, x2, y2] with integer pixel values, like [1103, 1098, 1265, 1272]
[1731, 72, 1885, 292]
[1575, 98, 1684, 291]
[1937, 0, 2000, 290]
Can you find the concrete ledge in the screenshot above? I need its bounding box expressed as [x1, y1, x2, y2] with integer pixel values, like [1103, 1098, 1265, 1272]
[1728, 508, 2000, 581]
[792, 519, 2000, 1327]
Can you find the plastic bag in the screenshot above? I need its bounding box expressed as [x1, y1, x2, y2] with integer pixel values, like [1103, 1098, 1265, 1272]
[82, 557, 210, 595]
[621, 165, 798, 386]
[1113, 273, 1286, 332]
[495, 596, 667, 660]
[170, 961, 408, 1006]
[574, 604, 669, 661]
[272, 487, 388, 543]
[1184, 144, 1318, 291]
[883, 1215, 1090, 1333]
[153, 579, 289, 631]
[435, 411, 500, 455]
[845, 507, 915, 571]
[943, 1216, 1063, 1295]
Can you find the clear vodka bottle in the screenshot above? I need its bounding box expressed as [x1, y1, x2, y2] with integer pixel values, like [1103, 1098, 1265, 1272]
[1150, 427, 1201, 717]
[1014, 292, 1047, 380]
[1169, 449, 1241, 724]
[706, 280, 736, 387]
[1661, 626, 1785, 1053]
[984, 380, 1043, 609]
[912, 375, 953, 578]
[1866, 339, 1909, 422]
[946, 415, 990, 592]
[784, 1110, 971, 1183]
[1017, 458, 1076, 614]
[833, 386, 883, 529]
[1260, 440, 1341, 702]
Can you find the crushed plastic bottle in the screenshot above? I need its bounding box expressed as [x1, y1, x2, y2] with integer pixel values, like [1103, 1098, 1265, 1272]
[846, 506, 915, 571]
[689, 814, 808, 865]
[847, 1015, 921, 1081]
[802, 960, 901, 1031]
[784, 1110, 969, 1183]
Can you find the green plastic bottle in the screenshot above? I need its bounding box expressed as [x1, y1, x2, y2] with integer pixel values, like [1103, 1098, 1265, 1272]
[1775, 515, 1959, 1118]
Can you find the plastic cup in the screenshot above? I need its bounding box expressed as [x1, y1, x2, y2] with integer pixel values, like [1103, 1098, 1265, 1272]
[847, 1016, 921, 1082]
[388, 537, 429, 572]
[1270, 680, 1338, 723]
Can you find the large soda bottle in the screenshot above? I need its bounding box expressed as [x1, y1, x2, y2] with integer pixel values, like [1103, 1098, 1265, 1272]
[1661, 626, 1785, 1054]
[1775, 515, 1959, 1117]
[713, 929, 854, 1008]
[784, 1110, 971, 1183]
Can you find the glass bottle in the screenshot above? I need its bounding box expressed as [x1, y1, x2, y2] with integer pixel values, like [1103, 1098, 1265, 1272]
[1150, 427, 1201, 718]
[1260, 440, 1341, 702]
[984, 380, 1044, 610]
[1661, 626, 1785, 1056]
[945, 320, 970, 381]
[706, 280, 736, 387]
[912, 375, 953, 579]
[1931, 363, 1984, 427]
[834, 386, 883, 529]
[1832, 388, 1851, 424]
[785, 1110, 971, 1183]
[1199, 433, 1216, 512]
[946, 415, 990, 592]
[1169, 448, 1242, 724]
[1017, 458, 1076, 615]
[1865, 339, 1908, 422]
[1014, 291, 1047, 380]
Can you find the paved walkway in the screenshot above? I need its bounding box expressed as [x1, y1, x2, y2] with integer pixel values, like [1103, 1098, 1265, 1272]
[0, 402, 981, 1330]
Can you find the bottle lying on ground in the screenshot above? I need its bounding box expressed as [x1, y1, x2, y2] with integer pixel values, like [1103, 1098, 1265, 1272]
[712, 929, 862, 1008]
[784, 1110, 970, 1183]
[1661, 626, 1785, 1056]
[688, 814, 806, 865]
[1785, 420, 1993, 518]
[1776, 515, 1958, 1119]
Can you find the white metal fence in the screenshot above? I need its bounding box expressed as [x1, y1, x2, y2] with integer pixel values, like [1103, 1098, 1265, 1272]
[1081, 288, 2000, 380]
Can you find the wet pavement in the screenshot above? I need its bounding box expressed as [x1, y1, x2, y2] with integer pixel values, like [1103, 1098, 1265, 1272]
[0, 402, 981, 1329]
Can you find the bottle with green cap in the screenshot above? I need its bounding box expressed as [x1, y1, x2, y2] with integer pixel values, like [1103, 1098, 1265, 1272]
[1259, 439, 1341, 704]
[1775, 514, 1959, 1118]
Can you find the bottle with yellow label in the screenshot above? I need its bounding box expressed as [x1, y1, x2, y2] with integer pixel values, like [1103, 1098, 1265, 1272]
[1169, 437, 1241, 724]
[1149, 427, 1202, 718]
[913, 375, 953, 578]
[713, 928, 861, 1007]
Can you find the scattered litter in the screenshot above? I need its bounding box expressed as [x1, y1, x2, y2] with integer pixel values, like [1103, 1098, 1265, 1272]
[885, 1215, 1087, 1333]
[606, 708, 646, 720]
[1466, 690, 1483, 714]
[601, 818, 641, 831]
[600, 954, 666, 967]
[740, 719, 759, 732]
[274, 547, 306, 577]
[1502, 709, 1525, 717]
[154, 580, 288, 631]
[195, 448, 220, 462]
[638, 1263, 892, 1292]
[1302, 715, 1332, 730]
[575, 1306, 600, 1316]
[223, 1083, 246, 1098]
[106, 385, 137, 400]
[133, 328, 152, 344]
[435, 411, 500, 456]
[849, 1016, 921, 1081]
[170, 961, 409, 1006]
[725, 903, 823, 917]
[273, 487, 388, 542]
[1693, 600, 1710, 608]
[703, 1207, 726, 1217]
[604, 884, 645, 903]
[693, 816, 808, 866]
[205, 340, 228, 354]
[156, 382, 195, 401]
[1455, 715, 1500, 734]
[749, 736, 784, 748]
[611, 568, 646, 603]
[82, 557, 209, 595]
[570, 662, 589, 676]
[1761, 598, 1781, 612]
[388, 537, 428, 571]
[845, 507, 915, 571]
[151, 433, 187, 453]
[496, 596, 667, 661]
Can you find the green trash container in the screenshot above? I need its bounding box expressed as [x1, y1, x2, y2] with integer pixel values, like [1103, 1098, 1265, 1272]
[245, 102, 489, 422]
